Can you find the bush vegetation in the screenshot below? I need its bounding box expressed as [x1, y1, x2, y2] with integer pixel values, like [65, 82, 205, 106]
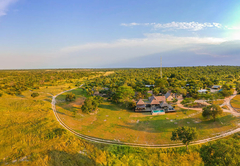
[65, 93, 76, 101]
[0, 67, 240, 165]
[81, 96, 104, 113]
[31, 92, 39, 98]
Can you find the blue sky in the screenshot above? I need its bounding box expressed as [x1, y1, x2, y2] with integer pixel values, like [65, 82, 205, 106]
[0, 0, 240, 69]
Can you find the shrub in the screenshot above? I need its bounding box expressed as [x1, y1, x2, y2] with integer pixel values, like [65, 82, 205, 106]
[45, 128, 66, 139]
[31, 92, 39, 98]
[65, 93, 76, 101]
[81, 96, 103, 113]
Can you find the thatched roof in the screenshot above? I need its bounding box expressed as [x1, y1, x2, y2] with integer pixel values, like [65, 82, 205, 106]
[151, 99, 160, 105]
[136, 99, 145, 105]
[148, 95, 166, 104]
[155, 96, 166, 102]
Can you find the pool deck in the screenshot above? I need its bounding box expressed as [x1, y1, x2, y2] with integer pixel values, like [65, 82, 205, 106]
[152, 112, 165, 115]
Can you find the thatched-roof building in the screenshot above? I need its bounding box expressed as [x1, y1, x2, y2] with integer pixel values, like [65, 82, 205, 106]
[135, 94, 175, 114]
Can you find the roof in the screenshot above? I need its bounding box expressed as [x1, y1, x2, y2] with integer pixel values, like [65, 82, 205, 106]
[160, 101, 169, 107]
[136, 99, 145, 105]
[148, 96, 156, 102]
[155, 96, 166, 102]
[198, 90, 208, 93]
[168, 105, 174, 109]
[212, 85, 221, 89]
[147, 90, 153, 94]
[136, 105, 146, 109]
[151, 99, 160, 105]
[145, 85, 155, 87]
[149, 95, 166, 103]
[165, 91, 171, 99]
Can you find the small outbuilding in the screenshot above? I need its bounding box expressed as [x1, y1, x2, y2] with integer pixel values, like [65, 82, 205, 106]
[212, 85, 221, 89]
[198, 89, 208, 93]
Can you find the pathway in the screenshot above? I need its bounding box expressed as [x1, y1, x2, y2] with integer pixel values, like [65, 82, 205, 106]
[177, 91, 240, 117]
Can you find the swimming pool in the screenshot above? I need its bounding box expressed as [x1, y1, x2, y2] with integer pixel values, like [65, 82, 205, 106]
[152, 109, 165, 115]
[152, 110, 165, 113]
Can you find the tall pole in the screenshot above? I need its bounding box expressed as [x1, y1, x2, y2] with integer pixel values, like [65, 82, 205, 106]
[160, 56, 162, 79]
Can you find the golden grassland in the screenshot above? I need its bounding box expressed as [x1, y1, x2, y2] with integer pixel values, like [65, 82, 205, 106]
[56, 88, 239, 145]
[0, 85, 206, 166]
[0, 73, 206, 166]
[231, 95, 240, 112]
[0, 71, 239, 165]
[222, 105, 229, 110]
[212, 100, 224, 105]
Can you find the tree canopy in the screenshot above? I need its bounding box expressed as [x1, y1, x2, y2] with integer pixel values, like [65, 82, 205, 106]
[200, 138, 240, 166]
[171, 126, 198, 150]
[202, 104, 223, 121]
[81, 96, 104, 114]
[65, 93, 76, 102]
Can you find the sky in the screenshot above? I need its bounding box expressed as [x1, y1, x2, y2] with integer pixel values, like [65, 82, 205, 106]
[0, 0, 240, 69]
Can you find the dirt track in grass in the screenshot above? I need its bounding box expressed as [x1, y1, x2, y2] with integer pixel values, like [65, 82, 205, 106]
[56, 91, 239, 144]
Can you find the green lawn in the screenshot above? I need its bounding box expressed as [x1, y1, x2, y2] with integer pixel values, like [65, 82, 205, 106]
[56, 89, 239, 144]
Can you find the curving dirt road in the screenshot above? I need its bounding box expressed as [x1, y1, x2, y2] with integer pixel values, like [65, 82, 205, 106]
[51, 87, 240, 148]
[177, 91, 240, 117]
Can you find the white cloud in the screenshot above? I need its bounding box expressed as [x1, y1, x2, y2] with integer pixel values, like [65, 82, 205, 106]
[58, 33, 227, 67]
[0, 0, 18, 17]
[121, 21, 222, 31]
[61, 33, 226, 53]
[225, 25, 240, 30]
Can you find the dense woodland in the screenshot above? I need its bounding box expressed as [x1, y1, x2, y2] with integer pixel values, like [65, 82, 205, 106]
[83, 66, 240, 109]
[1, 66, 239, 98]
[0, 69, 98, 96]
[0, 66, 240, 165]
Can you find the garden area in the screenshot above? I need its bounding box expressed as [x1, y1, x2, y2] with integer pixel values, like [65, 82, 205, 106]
[55, 88, 239, 145]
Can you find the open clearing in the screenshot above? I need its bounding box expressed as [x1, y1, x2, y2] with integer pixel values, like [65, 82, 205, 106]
[231, 95, 240, 112]
[56, 88, 239, 145]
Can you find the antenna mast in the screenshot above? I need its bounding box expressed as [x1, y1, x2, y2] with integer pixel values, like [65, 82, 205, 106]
[160, 56, 162, 79]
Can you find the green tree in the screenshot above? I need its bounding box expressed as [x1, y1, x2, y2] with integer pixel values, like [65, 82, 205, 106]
[202, 104, 223, 121]
[115, 85, 135, 105]
[128, 100, 136, 109]
[31, 92, 39, 98]
[236, 82, 240, 94]
[81, 96, 103, 114]
[81, 97, 94, 113]
[172, 98, 178, 103]
[171, 126, 198, 150]
[65, 93, 76, 102]
[153, 87, 161, 95]
[135, 92, 144, 100]
[200, 138, 240, 166]
[94, 95, 104, 103]
[0, 93, 2, 97]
